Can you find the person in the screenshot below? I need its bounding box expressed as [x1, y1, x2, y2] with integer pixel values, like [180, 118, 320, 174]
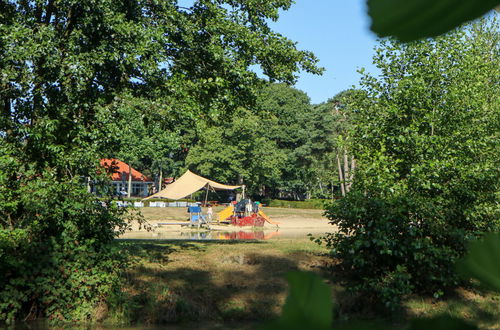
[207, 204, 213, 222]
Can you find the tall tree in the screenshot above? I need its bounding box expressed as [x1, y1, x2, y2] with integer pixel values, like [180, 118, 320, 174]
[307, 90, 365, 198]
[185, 108, 286, 194]
[257, 83, 314, 199]
[323, 18, 500, 309]
[0, 0, 321, 322]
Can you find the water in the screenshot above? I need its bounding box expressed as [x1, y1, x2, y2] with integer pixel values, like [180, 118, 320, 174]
[118, 227, 327, 241]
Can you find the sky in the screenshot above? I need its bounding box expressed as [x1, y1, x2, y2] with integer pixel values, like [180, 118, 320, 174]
[269, 0, 380, 104]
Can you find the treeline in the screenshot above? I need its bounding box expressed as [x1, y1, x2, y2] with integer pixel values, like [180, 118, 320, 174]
[115, 82, 356, 200]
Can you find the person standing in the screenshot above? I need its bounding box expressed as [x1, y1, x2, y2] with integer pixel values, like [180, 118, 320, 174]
[207, 204, 213, 222]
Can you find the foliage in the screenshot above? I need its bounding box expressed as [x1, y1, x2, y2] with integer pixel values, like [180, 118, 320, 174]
[322, 18, 499, 310]
[260, 271, 332, 330]
[368, 0, 500, 41]
[185, 83, 354, 200]
[0, 178, 130, 324]
[185, 107, 286, 193]
[256, 83, 314, 199]
[266, 199, 327, 209]
[457, 233, 500, 292]
[185, 83, 320, 198]
[0, 0, 320, 323]
[264, 233, 498, 330]
[307, 89, 366, 198]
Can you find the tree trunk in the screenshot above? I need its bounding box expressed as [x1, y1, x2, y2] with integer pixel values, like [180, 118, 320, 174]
[343, 150, 350, 193]
[159, 167, 163, 191]
[346, 157, 356, 192]
[127, 164, 132, 198]
[337, 152, 345, 197]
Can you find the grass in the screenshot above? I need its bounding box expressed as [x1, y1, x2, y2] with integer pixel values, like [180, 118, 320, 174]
[404, 288, 499, 329]
[107, 207, 500, 329]
[108, 237, 331, 327]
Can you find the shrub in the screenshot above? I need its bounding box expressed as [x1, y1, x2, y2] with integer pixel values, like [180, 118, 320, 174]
[266, 199, 327, 209]
[0, 175, 131, 325]
[322, 20, 499, 311]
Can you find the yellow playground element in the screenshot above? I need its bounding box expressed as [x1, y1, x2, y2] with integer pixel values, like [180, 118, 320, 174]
[217, 204, 234, 222]
[258, 210, 280, 225]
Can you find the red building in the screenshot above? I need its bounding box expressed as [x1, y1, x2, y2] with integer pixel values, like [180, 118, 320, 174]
[100, 159, 153, 197]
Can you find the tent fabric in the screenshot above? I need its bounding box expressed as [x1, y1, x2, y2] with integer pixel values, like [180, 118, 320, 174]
[143, 170, 241, 200]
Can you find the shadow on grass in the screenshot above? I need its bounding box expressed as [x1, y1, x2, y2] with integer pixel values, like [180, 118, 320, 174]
[111, 240, 300, 327]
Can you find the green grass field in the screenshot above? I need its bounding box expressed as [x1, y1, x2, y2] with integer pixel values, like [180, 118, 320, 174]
[106, 208, 500, 329]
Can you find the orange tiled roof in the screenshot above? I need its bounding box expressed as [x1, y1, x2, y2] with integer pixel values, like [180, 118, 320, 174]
[100, 159, 152, 182]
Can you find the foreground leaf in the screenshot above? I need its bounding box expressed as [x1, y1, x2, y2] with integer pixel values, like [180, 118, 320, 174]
[456, 233, 500, 292]
[368, 0, 500, 41]
[260, 271, 332, 330]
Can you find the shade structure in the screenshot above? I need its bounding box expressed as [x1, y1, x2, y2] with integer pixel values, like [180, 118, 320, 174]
[143, 170, 241, 200]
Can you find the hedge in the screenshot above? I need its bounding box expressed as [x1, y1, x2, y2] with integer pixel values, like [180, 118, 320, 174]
[266, 199, 328, 209]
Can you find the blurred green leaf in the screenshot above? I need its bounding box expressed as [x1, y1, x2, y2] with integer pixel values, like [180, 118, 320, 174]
[368, 0, 500, 41]
[457, 233, 500, 292]
[260, 271, 332, 330]
[335, 320, 388, 330]
[408, 315, 477, 329]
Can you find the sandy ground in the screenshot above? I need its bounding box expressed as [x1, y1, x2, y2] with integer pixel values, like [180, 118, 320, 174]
[120, 206, 337, 240]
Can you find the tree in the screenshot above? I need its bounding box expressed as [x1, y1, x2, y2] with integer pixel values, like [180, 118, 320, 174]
[186, 83, 318, 200]
[307, 90, 365, 198]
[257, 83, 314, 199]
[0, 0, 321, 322]
[185, 108, 286, 195]
[322, 18, 499, 309]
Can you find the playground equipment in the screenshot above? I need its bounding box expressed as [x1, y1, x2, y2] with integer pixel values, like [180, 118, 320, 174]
[217, 199, 279, 227]
[187, 205, 210, 229]
[155, 205, 210, 229]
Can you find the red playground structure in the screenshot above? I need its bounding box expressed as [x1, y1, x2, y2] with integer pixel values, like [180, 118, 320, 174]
[217, 199, 279, 227]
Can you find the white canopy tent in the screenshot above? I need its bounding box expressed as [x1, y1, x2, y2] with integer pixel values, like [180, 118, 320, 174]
[144, 170, 241, 200]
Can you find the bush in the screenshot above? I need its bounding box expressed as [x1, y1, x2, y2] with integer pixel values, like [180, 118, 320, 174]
[0, 174, 131, 325]
[322, 20, 499, 311]
[266, 199, 327, 209]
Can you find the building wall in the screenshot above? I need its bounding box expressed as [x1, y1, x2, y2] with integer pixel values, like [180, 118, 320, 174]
[112, 181, 152, 197]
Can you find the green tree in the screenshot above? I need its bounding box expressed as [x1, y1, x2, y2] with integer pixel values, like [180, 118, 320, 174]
[322, 18, 499, 309]
[185, 108, 286, 195]
[185, 83, 317, 199]
[306, 90, 366, 199]
[257, 83, 314, 199]
[0, 0, 320, 323]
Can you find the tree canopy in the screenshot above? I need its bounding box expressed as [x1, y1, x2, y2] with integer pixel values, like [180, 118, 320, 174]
[323, 18, 500, 309]
[0, 0, 322, 323]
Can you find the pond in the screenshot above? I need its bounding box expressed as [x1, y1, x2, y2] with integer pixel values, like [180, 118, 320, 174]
[118, 227, 328, 241]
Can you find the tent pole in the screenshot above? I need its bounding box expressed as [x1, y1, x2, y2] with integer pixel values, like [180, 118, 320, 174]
[204, 184, 210, 207]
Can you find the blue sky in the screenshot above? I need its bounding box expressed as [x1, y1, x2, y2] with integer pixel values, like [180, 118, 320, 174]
[269, 0, 380, 104]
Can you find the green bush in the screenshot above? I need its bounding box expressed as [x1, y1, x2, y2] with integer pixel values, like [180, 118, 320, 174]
[266, 199, 327, 209]
[0, 175, 131, 325]
[322, 20, 499, 311]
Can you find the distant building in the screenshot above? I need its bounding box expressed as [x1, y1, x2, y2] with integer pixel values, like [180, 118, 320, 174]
[100, 159, 153, 197]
